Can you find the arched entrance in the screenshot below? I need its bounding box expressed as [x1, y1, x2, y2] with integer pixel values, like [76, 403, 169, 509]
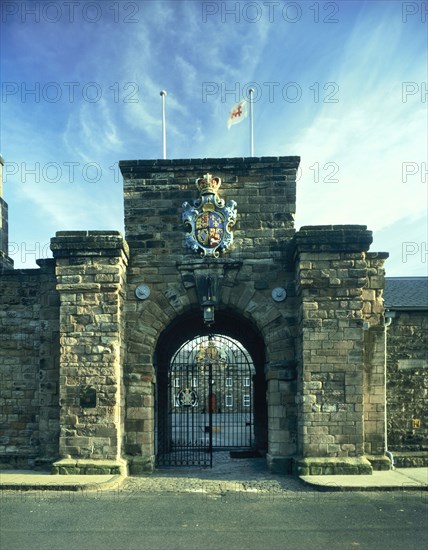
[154, 310, 267, 468]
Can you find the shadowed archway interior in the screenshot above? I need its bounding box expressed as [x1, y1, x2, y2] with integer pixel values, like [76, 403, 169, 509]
[154, 309, 267, 466]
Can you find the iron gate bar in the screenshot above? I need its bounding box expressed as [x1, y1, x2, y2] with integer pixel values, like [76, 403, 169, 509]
[209, 361, 213, 468]
[156, 334, 255, 467]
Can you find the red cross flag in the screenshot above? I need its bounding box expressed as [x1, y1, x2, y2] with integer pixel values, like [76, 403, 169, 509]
[227, 99, 248, 129]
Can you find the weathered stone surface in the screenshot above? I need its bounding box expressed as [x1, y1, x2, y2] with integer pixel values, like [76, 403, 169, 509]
[294, 242, 389, 463]
[1, 155, 424, 476]
[294, 456, 373, 476]
[386, 311, 427, 452]
[392, 451, 428, 468]
[0, 259, 59, 468]
[293, 225, 373, 253]
[366, 455, 392, 471]
[51, 232, 128, 463]
[0, 157, 13, 270]
[52, 458, 127, 475]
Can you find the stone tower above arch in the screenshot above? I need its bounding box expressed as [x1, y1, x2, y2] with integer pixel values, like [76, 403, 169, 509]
[120, 157, 300, 472]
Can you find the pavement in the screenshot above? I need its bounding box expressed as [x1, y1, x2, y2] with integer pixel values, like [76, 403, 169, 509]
[300, 467, 428, 491]
[0, 470, 123, 492]
[1, 457, 427, 493]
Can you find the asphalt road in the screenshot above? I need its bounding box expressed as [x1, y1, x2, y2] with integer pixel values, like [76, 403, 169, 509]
[1, 488, 427, 550]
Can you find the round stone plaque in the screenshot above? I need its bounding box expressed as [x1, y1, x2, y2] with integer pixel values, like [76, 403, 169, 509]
[135, 284, 150, 300]
[272, 287, 287, 302]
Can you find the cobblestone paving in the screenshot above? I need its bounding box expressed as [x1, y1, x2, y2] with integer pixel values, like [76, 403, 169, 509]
[122, 453, 311, 496]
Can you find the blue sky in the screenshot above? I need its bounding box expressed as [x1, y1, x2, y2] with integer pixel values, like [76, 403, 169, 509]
[1, 0, 427, 274]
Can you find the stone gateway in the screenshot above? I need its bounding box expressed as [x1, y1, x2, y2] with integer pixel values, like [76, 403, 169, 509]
[0, 155, 426, 475]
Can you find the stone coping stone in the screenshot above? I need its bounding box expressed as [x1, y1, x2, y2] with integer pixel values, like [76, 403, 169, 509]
[55, 230, 123, 237]
[127, 455, 155, 475]
[119, 156, 301, 167]
[52, 458, 127, 476]
[366, 455, 392, 471]
[294, 457, 373, 476]
[51, 231, 128, 251]
[366, 251, 389, 260]
[392, 451, 428, 468]
[119, 157, 301, 178]
[293, 225, 373, 253]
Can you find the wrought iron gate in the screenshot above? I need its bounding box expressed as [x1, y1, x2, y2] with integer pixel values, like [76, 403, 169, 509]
[156, 335, 255, 467]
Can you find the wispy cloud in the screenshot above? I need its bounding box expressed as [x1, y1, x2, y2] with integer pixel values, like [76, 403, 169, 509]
[1, 0, 426, 272]
[257, 15, 428, 237]
[63, 100, 124, 162]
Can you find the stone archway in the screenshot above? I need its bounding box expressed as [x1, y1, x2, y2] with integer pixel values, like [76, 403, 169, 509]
[0, 155, 389, 477]
[154, 309, 268, 467]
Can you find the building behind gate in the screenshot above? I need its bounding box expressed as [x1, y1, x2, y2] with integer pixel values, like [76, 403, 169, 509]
[0, 154, 426, 475]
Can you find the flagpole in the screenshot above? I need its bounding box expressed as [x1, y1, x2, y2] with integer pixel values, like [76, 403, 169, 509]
[249, 88, 254, 157]
[160, 90, 167, 159]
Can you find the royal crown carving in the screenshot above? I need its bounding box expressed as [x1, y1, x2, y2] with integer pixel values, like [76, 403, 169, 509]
[195, 173, 221, 195]
[182, 173, 237, 257]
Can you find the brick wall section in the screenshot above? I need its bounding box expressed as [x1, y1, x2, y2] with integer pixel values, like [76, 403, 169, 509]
[120, 157, 300, 473]
[51, 231, 128, 461]
[386, 311, 427, 451]
[0, 261, 59, 467]
[293, 226, 387, 459]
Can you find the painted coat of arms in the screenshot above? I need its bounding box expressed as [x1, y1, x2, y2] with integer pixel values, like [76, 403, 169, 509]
[182, 173, 237, 257]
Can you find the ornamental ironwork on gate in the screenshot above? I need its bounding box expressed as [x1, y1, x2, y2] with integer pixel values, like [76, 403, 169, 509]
[156, 335, 256, 467]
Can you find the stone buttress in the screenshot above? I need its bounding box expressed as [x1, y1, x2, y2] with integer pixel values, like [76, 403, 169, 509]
[50, 231, 128, 475]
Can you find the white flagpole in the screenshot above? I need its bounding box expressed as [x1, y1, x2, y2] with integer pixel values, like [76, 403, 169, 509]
[160, 90, 167, 159]
[249, 88, 254, 157]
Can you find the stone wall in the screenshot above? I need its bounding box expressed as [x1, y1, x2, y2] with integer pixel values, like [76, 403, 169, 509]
[121, 157, 297, 258]
[362, 253, 389, 458]
[0, 155, 13, 269]
[0, 260, 59, 468]
[293, 226, 388, 472]
[0, 197, 10, 260]
[4, 154, 422, 476]
[387, 310, 427, 452]
[51, 231, 128, 469]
